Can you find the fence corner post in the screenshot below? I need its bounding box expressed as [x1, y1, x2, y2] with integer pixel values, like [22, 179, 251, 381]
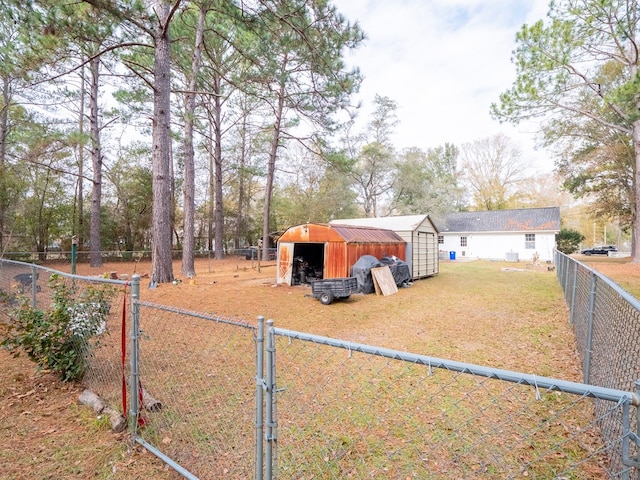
[255, 316, 265, 480]
[129, 274, 141, 437]
[265, 319, 276, 480]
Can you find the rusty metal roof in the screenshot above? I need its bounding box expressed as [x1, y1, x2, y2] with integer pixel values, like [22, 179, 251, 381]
[331, 224, 405, 243]
[279, 223, 405, 244]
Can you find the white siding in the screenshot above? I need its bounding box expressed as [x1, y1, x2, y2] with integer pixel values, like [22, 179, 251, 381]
[441, 232, 557, 262]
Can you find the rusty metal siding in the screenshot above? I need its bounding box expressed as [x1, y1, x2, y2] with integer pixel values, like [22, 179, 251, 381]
[344, 244, 406, 275]
[324, 242, 348, 278]
[277, 242, 294, 284]
[277, 223, 407, 280]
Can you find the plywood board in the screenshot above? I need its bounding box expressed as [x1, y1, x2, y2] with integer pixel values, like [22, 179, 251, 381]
[371, 266, 398, 296]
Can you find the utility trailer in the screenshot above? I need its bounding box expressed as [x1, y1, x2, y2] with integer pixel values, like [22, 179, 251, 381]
[311, 277, 358, 305]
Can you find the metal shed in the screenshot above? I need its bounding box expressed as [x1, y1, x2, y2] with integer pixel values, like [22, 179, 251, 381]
[330, 215, 439, 279]
[276, 223, 406, 285]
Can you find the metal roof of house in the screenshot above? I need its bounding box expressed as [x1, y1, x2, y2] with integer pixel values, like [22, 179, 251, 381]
[440, 207, 561, 233]
[330, 214, 437, 232]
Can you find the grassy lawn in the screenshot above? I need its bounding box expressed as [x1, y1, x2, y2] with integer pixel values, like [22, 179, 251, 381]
[3, 256, 627, 479]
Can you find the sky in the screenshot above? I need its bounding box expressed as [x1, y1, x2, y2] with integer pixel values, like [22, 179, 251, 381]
[331, 0, 553, 172]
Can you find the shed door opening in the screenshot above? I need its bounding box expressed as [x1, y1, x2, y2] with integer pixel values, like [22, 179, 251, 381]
[291, 242, 325, 285]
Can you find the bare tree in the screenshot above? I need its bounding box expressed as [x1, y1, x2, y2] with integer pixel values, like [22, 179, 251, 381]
[460, 134, 526, 210]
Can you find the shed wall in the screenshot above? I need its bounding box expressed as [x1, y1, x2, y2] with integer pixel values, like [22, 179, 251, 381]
[330, 216, 439, 279]
[276, 223, 407, 284]
[324, 242, 348, 278]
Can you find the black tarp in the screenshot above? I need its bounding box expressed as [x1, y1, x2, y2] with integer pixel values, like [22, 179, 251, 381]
[350, 255, 412, 294]
[350, 255, 381, 294]
[379, 256, 412, 287]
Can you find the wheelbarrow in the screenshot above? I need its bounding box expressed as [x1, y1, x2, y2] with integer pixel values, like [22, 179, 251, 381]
[310, 277, 358, 305]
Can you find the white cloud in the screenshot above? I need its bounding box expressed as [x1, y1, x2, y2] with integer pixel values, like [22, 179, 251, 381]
[333, 0, 553, 172]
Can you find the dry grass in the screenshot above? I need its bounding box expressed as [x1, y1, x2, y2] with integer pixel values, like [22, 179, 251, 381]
[0, 255, 634, 478]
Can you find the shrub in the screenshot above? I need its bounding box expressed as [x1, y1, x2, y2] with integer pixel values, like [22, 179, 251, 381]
[1, 274, 115, 382]
[556, 228, 585, 254]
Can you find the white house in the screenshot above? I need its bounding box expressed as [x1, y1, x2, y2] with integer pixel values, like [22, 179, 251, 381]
[438, 207, 561, 262]
[330, 214, 439, 279]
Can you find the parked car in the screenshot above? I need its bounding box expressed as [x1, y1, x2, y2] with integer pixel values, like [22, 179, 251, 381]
[580, 245, 617, 256]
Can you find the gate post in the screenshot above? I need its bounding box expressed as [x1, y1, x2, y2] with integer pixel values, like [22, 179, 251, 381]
[265, 320, 277, 480]
[129, 274, 141, 436]
[255, 316, 265, 480]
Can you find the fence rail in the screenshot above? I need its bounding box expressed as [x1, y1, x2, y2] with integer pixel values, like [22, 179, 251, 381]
[0, 248, 278, 264]
[267, 326, 639, 479]
[2, 258, 640, 479]
[555, 250, 640, 478]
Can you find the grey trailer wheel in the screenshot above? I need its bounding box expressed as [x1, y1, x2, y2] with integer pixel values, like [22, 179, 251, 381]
[319, 292, 334, 305]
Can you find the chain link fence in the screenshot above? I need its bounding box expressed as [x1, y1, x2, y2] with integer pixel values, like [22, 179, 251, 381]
[2, 258, 640, 478]
[267, 327, 639, 479]
[0, 259, 129, 412]
[555, 251, 640, 392]
[555, 250, 640, 476]
[132, 301, 260, 479]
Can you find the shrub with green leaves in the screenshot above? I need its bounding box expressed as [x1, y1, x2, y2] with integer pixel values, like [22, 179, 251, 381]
[1, 274, 115, 382]
[556, 228, 585, 255]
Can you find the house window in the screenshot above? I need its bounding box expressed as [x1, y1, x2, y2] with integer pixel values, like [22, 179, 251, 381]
[460, 236, 467, 247]
[525, 234, 536, 249]
[438, 235, 444, 244]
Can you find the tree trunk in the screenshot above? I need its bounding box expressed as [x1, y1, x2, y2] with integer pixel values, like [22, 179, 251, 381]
[262, 83, 285, 261]
[235, 114, 247, 250]
[89, 56, 102, 268]
[181, 6, 204, 278]
[632, 119, 640, 262]
[212, 76, 224, 260]
[150, 0, 174, 284]
[0, 77, 9, 253]
[76, 66, 85, 251]
[208, 120, 214, 251]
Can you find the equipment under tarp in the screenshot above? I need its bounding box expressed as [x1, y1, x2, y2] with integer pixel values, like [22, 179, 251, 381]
[350, 255, 382, 294]
[379, 256, 412, 287]
[350, 255, 412, 294]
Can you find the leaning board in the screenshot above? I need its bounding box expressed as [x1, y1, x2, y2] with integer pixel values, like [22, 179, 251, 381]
[371, 266, 398, 296]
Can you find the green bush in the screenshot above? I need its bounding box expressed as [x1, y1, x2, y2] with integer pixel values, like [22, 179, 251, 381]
[1, 274, 115, 382]
[556, 228, 585, 255]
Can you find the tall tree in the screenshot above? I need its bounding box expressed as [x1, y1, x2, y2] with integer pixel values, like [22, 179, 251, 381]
[491, 0, 640, 260]
[81, 0, 181, 283]
[149, 0, 178, 283]
[250, 0, 363, 259]
[175, 3, 206, 277]
[347, 94, 398, 217]
[0, 5, 26, 253]
[391, 144, 464, 219]
[459, 134, 526, 211]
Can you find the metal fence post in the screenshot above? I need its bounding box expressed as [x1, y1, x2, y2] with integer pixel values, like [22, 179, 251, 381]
[255, 316, 265, 480]
[129, 274, 141, 436]
[265, 319, 276, 480]
[584, 272, 596, 383]
[569, 260, 578, 325]
[636, 380, 640, 476]
[30, 264, 37, 308]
